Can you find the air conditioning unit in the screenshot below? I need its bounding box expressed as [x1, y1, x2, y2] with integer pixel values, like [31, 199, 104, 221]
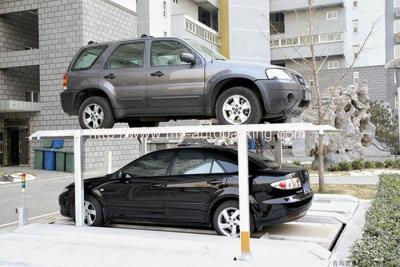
[396, 9, 400, 18]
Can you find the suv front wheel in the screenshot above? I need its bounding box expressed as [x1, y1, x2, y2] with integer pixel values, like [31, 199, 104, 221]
[78, 96, 115, 129]
[216, 87, 262, 125]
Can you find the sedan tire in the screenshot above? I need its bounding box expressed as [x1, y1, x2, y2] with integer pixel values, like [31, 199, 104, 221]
[78, 96, 115, 129]
[216, 87, 262, 125]
[71, 195, 103, 227]
[213, 200, 255, 237]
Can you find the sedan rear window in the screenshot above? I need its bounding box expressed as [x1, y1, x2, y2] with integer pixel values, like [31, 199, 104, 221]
[72, 46, 106, 70]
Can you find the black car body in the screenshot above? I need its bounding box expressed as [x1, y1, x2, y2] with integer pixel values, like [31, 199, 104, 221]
[59, 147, 313, 236]
[60, 37, 311, 129]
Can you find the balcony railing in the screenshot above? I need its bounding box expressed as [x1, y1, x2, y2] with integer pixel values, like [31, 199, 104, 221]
[185, 15, 221, 46]
[270, 32, 344, 48]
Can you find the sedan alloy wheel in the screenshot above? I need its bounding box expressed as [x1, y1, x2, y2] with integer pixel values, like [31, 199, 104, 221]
[84, 200, 97, 226]
[217, 207, 240, 237]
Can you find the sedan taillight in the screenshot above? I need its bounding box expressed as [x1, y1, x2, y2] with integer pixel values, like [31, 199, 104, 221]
[271, 177, 302, 190]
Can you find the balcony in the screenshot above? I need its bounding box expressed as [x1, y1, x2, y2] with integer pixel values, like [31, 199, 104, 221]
[270, 32, 344, 61]
[171, 14, 221, 47]
[270, 0, 344, 13]
[0, 49, 40, 69]
[191, 0, 219, 8]
[0, 100, 40, 113]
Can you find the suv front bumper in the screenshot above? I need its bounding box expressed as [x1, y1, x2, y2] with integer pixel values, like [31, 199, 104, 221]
[255, 79, 311, 120]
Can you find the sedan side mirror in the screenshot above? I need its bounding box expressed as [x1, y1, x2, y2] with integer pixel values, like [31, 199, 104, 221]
[180, 52, 196, 64]
[118, 170, 126, 179]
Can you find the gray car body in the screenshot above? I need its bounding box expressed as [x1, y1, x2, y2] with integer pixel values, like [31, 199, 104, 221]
[60, 37, 310, 122]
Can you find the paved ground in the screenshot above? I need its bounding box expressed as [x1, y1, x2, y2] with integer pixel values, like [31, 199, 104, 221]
[309, 174, 379, 185]
[0, 194, 365, 267]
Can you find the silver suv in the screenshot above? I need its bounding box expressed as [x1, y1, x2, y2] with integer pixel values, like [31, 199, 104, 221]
[60, 37, 311, 129]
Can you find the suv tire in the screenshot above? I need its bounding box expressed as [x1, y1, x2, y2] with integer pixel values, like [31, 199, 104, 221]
[78, 96, 115, 129]
[213, 200, 255, 237]
[216, 87, 262, 125]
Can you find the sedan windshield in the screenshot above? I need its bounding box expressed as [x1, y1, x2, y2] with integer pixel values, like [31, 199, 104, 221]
[185, 39, 227, 61]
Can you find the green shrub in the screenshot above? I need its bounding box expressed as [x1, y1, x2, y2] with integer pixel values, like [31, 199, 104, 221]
[384, 159, 395, 168]
[350, 174, 400, 266]
[328, 165, 338, 172]
[393, 159, 400, 169]
[374, 161, 384, 168]
[337, 161, 351, 171]
[351, 159, 364, 170]
[292, 161, 301, 166]
[363, 161, 374, 169]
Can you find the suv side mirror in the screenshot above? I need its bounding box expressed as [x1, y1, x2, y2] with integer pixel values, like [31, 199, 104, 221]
[180, 53, 196, 64]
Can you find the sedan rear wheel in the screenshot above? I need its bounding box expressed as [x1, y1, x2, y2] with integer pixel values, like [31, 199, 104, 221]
[213, 200, 255, 237]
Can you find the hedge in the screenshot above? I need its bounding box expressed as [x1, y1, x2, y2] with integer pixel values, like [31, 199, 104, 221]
[350, 174, 400, 266]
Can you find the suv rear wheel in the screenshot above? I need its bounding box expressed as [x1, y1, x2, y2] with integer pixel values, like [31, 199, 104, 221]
[216, 87, 262, 125]
[78, 96, 115, 129]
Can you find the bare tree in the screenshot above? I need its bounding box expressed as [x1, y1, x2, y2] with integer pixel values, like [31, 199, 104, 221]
[270, 0, 378, 192]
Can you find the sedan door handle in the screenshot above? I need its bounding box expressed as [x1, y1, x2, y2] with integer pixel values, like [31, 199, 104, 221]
[104, 73, 116, 79]
[207, 179, 223, 186]
[150, 71, 164, 77]
[150, 183, 165, 189]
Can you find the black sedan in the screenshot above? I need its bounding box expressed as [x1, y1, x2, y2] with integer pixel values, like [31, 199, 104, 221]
[59, 147, 313, 237]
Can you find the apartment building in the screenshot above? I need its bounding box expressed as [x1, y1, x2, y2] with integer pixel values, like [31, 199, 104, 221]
[0, 0, 141, 169]
[269, 0, 397, 109]
[137, 0, 270, 63]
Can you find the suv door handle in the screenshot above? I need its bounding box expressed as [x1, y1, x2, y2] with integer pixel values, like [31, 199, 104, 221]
[104, 73, 116, 79]
[207, 179, 223, 186]
[150, 71, 164, 77]
[150, 183, 165, 189]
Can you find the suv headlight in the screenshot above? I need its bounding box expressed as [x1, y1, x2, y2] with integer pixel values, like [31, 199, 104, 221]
[266, 68, 293, 80]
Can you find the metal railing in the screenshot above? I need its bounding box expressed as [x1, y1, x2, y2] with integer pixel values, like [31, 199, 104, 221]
[184, 15, 221, 46]
[270, 32, 344, 48]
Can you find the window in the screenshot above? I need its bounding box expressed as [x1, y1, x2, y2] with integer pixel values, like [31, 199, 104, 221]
[108, 42, 144, 69]
[327, 60, 339, 69]
[216, 159, 238, 173]
[163, 1, 167, 17]
[123, 151, 174, 178]
[72, 46, 106, 70]
[353, 0, 358, 7]
[173, 0, 178, 3]
[353, 72, 360, 84]
[151, 40, 192, 66]
[326, 11, 338, 20]
[172, 151, 213, 175]
[309, 75, 315, 87]
[353, 19, 359, 33]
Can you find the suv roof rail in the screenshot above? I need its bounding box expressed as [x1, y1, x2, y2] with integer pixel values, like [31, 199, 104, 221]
[140, 34, 154, 38]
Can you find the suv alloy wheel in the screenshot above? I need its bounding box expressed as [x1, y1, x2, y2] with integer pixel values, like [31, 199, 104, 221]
[216, 87, 262, 125]
[78, 96, 115, 129]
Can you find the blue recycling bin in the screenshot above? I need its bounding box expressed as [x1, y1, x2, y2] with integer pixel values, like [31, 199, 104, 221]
[44, 150, 56, 171]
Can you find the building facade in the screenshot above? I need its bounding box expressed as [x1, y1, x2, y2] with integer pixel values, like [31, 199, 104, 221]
[269, 0, 397, 109]
[0, 0, 141, 171]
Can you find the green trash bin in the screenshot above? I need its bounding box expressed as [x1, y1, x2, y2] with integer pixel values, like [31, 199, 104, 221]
[65, 152, 74, 173]
[56, 151, 66, 172]
[34, 149, 44, 170]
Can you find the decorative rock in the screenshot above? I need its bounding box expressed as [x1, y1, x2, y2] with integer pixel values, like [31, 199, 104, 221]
[304, 85, 376, 170]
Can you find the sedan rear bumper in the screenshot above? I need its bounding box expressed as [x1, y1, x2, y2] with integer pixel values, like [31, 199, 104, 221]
[254, 193, 313, 227]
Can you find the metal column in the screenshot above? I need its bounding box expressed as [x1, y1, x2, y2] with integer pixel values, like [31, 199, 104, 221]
[237, 130, 251, 260]
[74, 133, 85, 227]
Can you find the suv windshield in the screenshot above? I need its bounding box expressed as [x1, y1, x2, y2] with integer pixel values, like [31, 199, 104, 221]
[185, 39, 226, 61]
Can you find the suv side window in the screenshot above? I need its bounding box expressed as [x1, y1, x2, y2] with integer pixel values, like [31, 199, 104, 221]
[151, 40, 192, 67]
[72, 46, 106, 71]
[108, 42, 145, 69]
[123, 151, 174, 178]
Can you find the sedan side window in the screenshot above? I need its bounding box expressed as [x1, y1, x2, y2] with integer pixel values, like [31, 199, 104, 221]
[123, 151, 174, 178]
[108, 42, 145, 69]
[151, 40, 192, 67]
[172, 151, 213, 175]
